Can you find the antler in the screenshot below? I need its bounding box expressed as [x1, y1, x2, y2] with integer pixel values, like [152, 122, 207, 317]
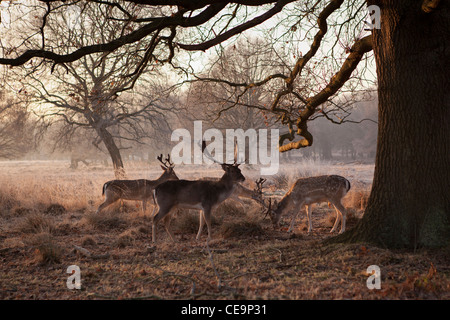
[157, 154, 165, 167]
[257, 190, 277, 220]
[200, 140, 222, 165]
[157, 154, 174, 168]
[165, 154, 174, 167]
[250, 178, 274, 220]
[252, 178, 266, 201]
[255, 178, 266, 194]
[201, 140, 242, 167]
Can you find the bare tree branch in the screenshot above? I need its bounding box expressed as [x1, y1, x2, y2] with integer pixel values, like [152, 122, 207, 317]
[279, 35, 372, 152]
[0, 2, 227, 66]
[177, 0, 295, 51]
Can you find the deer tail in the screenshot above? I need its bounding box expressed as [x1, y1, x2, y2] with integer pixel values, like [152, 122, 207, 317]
[346, 179, 351, 192]
[102, 182, 109, 196]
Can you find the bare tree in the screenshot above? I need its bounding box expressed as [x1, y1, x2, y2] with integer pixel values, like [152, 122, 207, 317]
[182, 37, 286, 163]
[0, 92, 34, 159]
[9, 3, 176, 177]
[186, 37, 283, 129]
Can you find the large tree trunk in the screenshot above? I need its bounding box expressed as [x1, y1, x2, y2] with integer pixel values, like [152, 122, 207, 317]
[331, 0, 450, 248]
[96, 127, 126, 179]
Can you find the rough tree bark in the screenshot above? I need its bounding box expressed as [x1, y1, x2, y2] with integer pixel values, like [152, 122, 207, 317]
[330, 0, 450, 248]
[96, 127, 126, 179]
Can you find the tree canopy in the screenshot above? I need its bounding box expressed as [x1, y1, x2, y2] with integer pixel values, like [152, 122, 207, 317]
[1, 0, 377, 152]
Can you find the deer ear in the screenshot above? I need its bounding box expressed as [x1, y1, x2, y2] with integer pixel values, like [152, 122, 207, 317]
[221, 163, 229, 171]
[161, 165, 166, 171]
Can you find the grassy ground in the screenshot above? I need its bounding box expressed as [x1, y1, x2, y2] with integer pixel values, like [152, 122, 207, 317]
[0, 160, 448, 300]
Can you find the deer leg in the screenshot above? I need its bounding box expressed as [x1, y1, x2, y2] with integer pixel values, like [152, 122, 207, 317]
[149, 191, 157, 217]
[152, 214, 160, 243]
[330, 204, 341, 233]
[196, 210, 205, 240]
[150, 205, 157, 217]
[287, 200, 301, 232]
[331, 201, 347, 233]
[203, 207, 213, 241]
[142, 199, 147, 216]
[287, 210, 299, 233]
[163, 215, 176, 242]
[96, 196, 118, 214]
[306, 205, 313, 233]
[152, 204, 173, 243]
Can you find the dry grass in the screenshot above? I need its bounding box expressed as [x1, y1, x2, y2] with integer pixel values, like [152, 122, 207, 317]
[215, 201, 246, 217]
[0, 160, 448, 300]
[115, 231, 136, 248]
[18, 213, 56, 234]
[81, 236, 97, 247]
[24, 232, 63, 265]
[271, 172, 291, 189]
[82, 211, 128, 231]
[220, 219, 266, 239]
[44, 203, 67, 215]
[171, 210, 202, 234]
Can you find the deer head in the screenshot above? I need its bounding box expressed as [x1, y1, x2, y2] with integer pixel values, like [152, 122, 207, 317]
[157, 154, 178, 180]
[201, 139, 245, 182]
[252, 178, 266, 202]
[250, 178, 280, 227]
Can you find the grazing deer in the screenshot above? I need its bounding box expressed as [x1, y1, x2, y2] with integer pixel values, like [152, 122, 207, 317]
[263, 175, 351, 234]
[96, 154, 178, 215]
[229, 178, 265, 207]
[151, 141, 246, 243]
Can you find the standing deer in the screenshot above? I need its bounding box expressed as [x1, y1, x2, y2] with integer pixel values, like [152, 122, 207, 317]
[263, 175, 351, 234]
[96, 154, 178, 215]
[151, 141, 246, 243]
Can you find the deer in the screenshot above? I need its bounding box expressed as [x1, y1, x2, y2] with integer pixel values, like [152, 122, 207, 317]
[96, 154, 178, 215]
[172, 178, 265, 236]
[262, 175, 351, 234]
[229, 178, 266, 207]
[151, 141, 246, 243]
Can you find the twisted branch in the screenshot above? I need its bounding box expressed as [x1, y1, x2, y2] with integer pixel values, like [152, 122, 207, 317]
[279, 35, 372, 152]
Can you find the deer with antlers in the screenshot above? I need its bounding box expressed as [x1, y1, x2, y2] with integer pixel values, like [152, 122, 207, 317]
[151, 141, 249, 243]
[262, 175, 351, 234]
[96, 154, 178, 215]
